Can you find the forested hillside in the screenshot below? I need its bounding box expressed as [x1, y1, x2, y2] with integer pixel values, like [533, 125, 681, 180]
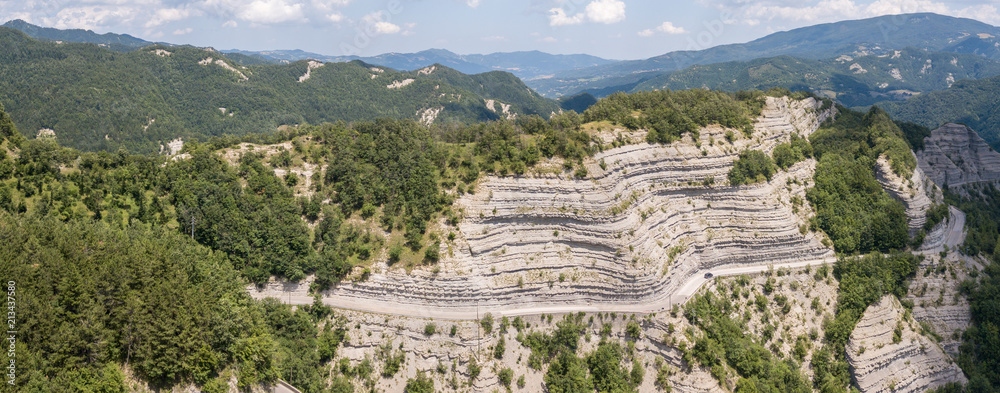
[528, 13, 1000, 97]
[633, 49, 1000, 107]
[880, 75, 1000, 149]
[0, 28, 557, 154]
[3, 85, 1000, 392]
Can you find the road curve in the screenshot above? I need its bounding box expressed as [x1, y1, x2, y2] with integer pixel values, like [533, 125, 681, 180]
[255, 257, 837, 321]
[255, 207, 966, 321]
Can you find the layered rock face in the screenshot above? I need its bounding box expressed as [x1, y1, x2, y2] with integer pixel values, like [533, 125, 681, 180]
[917, 123, 1000, 188]
[847, 296, 967, 393]
[251, 97, 836, 315]
[875, 155, 942, 236]
[905, 249, 974, 356]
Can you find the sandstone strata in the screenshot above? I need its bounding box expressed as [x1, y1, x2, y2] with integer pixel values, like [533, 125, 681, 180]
[917, 123, 1000, 188]
[875, 154, 942, 235]
[251, 97, 836, 316]
[905, 250, 974, 356]
[847, 296, 967, 393]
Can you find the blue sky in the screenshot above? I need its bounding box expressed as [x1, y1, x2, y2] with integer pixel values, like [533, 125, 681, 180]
[3, 0, 1000, 60]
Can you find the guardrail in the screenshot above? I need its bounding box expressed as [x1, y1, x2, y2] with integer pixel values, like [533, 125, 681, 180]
[274, 379, 302, 393]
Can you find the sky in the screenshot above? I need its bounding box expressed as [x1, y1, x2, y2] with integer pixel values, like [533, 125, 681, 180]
[2, 0, 1000, 60]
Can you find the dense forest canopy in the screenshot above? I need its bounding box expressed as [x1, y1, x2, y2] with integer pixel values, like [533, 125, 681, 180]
[2, 83, 1000, 393]
[880, 74, 1000, 149]
[633, 49, 1000, 108]
[0, 27, 558, 154]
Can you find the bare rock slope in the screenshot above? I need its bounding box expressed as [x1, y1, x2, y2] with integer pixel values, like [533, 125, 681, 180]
[875, 155, 942, 235]
[917, 123, 1000, 188]
[847, 295, 967, 393]
[251, 97, 836, 316]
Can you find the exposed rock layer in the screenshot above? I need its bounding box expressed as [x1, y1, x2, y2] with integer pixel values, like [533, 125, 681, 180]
[847, 295, 967, 393]
[875, 155, 941, 235]
[251, 97, 836, 315]
[917, 123, 1000, 188]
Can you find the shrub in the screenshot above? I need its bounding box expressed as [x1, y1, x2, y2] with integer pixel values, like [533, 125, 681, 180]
[499, 368, 514, 388]
[728, 150, 776, 186]
[480, 313, 494, 334]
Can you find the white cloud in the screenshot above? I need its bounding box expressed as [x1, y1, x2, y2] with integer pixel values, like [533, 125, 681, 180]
[711, 0, 1000, 26]
[482, 35, 506, 41]
[639, 21, 685, 36]
[237, 0, 304, 24]
[222, 20, 238, 27]
[548, 8, 584, 26]
[540, 36, 558, 43]
[549, 0, 626, 27]
[145, 8, 195, 28]
[402, 22, 416, 36]
[585, 0, 626, 24]
[362, 11, 401, 34]
[172, 27, 193, 35]
[326, 12, 344, 22]
[47, 6, 140, 30]
[467, 0, 482, 7]
[311, 0, 352, 11]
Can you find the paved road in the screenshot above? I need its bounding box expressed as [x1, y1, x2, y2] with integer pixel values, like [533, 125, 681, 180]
[259, 257, 836, 321]
[256, 208, 967, 321]
[943, 206, 966, 251]
[917, 206, 966, 255]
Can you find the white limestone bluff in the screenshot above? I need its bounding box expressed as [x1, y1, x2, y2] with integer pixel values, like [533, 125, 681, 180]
[847, 295, 967, 393]
[387, 79, 415, 89]
[250, 96, 837, 316]
[197, 57, 249, 81]
[875, 154, 941, 236]
[297, 60, 324, 83]
[917, 123, 1000, 188]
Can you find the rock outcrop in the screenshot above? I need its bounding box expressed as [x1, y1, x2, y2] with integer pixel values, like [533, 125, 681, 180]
[875, 155, 942, 235]
[905, 249, 974, 356]
[847, 295, 967, 393]
[250, 97, 836, 316]
[917, 123, 1000, 188]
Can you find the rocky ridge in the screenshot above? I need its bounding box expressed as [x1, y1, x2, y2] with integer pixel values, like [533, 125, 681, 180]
[917, 123, 1000, 188]
[846, 295, 967, 393]
[250, 97, 836, 314]
[875, 154, 942, 235]
[321, 310, 724, 393]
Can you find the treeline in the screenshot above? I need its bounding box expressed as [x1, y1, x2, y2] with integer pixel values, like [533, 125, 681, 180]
[807, 106, 914, 254]
[0, 103, 365, 392]
[2, 213, 284, 391]
[810, 253, 919, 392]
[583, 89, 766, 143]
[0, 27, 557, 154]
[728, 132, 811, 186]
[929, 184, 1000, 392]
[636, 49, 1000, 108]
[684, 291, 813, 393]
[880, 74, 1000, 149]
[518, 313, 645, 393]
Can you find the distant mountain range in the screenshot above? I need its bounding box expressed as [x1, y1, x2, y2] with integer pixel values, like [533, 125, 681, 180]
[223, 48, 617, 81]
[1, 19, 153, 51]
[528, 13, 1000, 97]
[1, 19, 614, 82]
[879, 74, 1000, 149]
[8, 13, 1000, 151]
[0, 27, 557, 153]
[631, 48, 1000, 107]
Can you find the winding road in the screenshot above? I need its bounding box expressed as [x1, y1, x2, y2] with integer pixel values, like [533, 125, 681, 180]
[254, 209, 966, 321]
